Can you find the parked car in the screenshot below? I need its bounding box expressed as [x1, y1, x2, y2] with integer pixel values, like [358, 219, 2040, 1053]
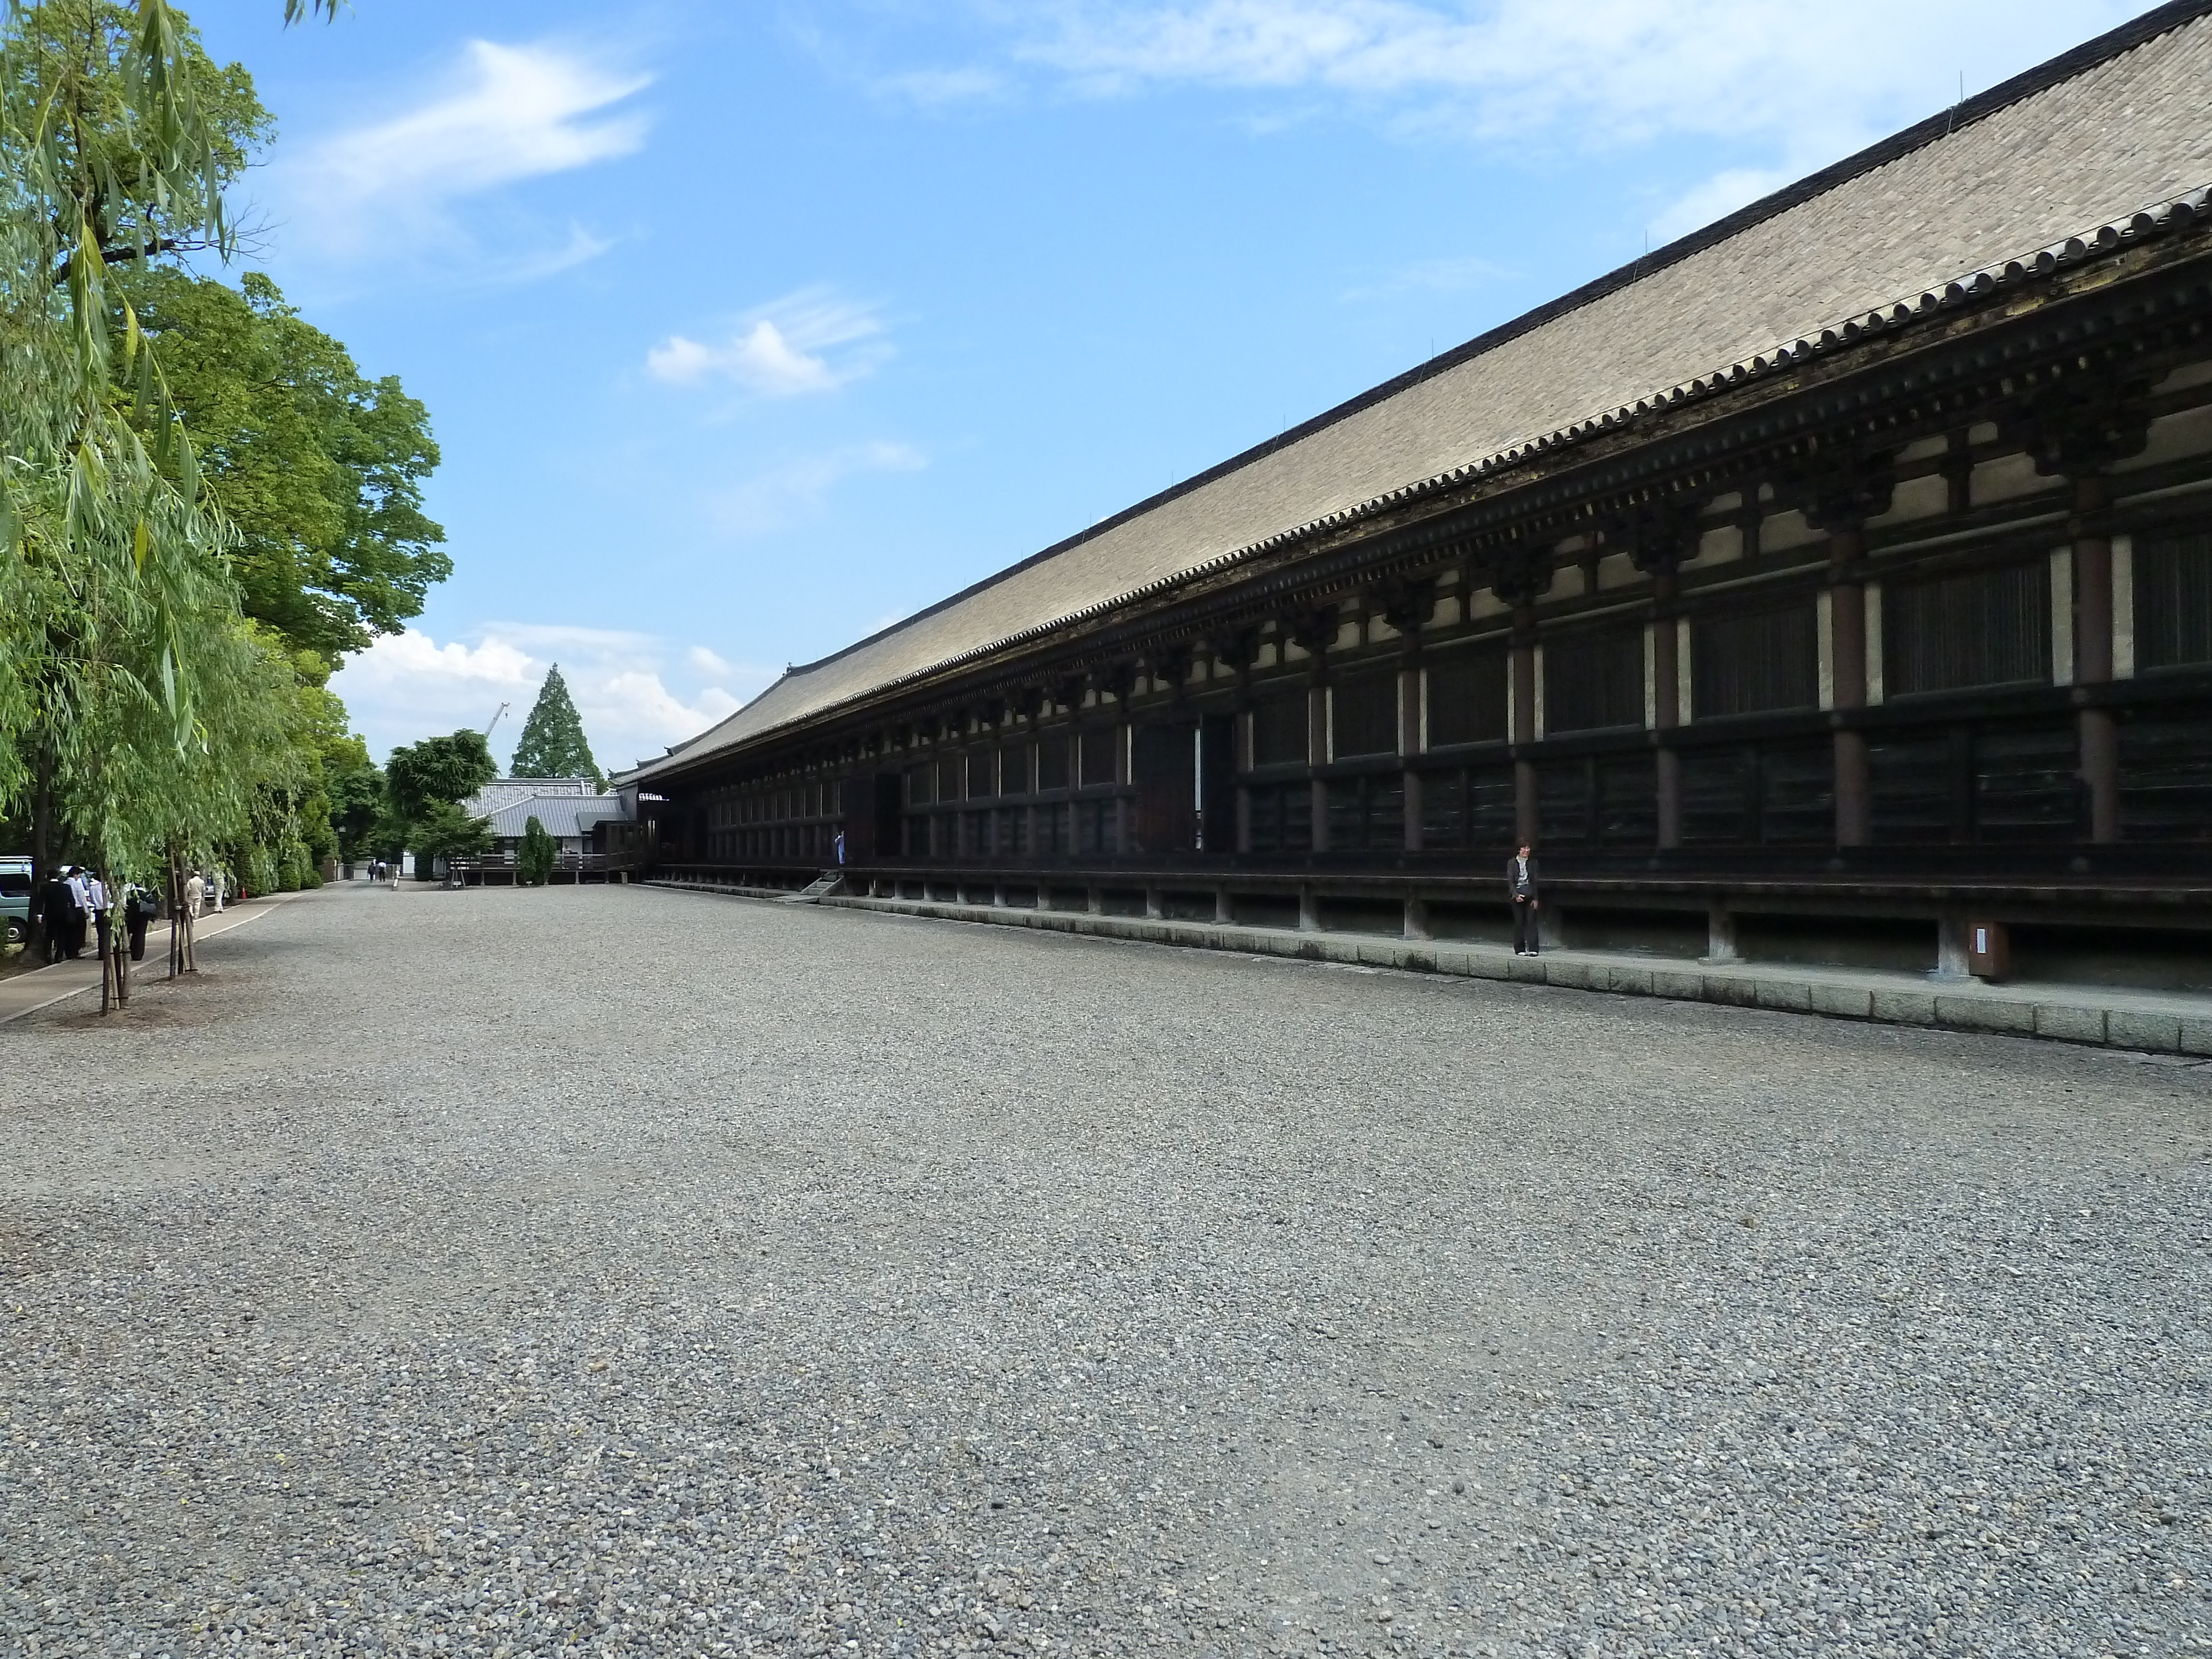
[1, 856, 30, 945]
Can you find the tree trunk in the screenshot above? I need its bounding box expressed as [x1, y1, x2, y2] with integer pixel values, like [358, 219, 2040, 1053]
[27, 764, 53, 959]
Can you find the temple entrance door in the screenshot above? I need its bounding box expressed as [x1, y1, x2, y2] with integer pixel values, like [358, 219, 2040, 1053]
[1131, 722, 1197, 855]
[839, 774, 905, 864]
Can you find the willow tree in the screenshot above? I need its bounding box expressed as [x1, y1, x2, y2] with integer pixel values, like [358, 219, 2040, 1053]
[0, 0, 339, 938]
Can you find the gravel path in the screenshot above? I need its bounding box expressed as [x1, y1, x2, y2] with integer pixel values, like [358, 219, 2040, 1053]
[2, 881, 2206, 1658]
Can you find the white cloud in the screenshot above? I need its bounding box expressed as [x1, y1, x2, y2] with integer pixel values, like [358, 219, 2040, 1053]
[647, 289, 893, 397]
[274, 39, 650, 280]
[975, 1, 2141, 239]
[331, 622, 769, 776]
[1013, 1, 2135, 140]
[708, 441, 928, 539]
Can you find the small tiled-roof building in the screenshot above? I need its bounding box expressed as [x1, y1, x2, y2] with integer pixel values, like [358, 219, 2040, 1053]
[478, 792, 628, 855]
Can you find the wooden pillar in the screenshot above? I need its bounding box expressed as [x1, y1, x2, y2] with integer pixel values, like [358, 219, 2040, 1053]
[1511, 610, 1538, 846]
[2072, 474, 2120, 843]
[1828, 528, 1870, 847]
[1307, 678, 1330, 853]
[1652, 577, 1683, 850]
[1400, 654, 1423, 852]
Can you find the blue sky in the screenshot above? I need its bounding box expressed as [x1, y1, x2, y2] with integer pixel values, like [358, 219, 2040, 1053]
[184, 0, 2154, 774]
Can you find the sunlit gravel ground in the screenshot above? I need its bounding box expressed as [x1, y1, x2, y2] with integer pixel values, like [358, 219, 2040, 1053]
[2, 881, 2208, 1659]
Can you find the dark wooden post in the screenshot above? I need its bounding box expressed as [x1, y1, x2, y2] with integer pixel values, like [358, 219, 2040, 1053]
[1493, 550, 1549, 848]
[1379, 578, 1433, 854]
[2073, 474, 2120, 841]
[1803, 454, 1895, 849]
[1829, 526, 1871, 847]
[2001, 373, 2150, 846]
[1653, 611, 1682, 849]
[1288, 608, 1335, 854]
[1618, 498, 1702, 852]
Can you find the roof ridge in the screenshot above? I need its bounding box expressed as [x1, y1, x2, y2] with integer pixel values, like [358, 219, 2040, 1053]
[760, 0, 2212, 690]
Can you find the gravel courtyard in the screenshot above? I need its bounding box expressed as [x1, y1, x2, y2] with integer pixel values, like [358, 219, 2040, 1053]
[2, 883, 2207, 1659]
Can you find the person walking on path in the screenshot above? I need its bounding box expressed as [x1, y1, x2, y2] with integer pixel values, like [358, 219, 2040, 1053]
[85, 869, 112, 966]
[35, 869, 77, 964]
[123, 881, 153, 962]
[63, 867, 93, 959]
[1507, 843, 1542, 957]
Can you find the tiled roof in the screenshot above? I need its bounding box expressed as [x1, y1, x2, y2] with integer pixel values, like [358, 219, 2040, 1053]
[634, 0, 2212, 785]
[484, 795, 629, 840]
[465, 778, 601, 817]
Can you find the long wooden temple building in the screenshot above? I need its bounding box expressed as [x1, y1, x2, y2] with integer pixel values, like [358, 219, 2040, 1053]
[624, 2, 2212, 989]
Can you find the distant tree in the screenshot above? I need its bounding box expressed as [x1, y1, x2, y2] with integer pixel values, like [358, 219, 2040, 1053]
[385, 731, 496, 821]
[385, 731, 495, 877]
[410, 800, 492, 870]
[327, 752, 384, 864]
[509, 666, 602, 786]
[519, 815, 556, 886]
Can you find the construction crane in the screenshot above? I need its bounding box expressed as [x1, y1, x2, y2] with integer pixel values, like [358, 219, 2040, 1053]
[484, 701, 510, 742]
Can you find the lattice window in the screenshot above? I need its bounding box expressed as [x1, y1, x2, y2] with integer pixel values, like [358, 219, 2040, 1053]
[1886, 561, 2049, 695]
[1080, 729, 1119, 788]
[1545, 628, 1644, 733]
[1331, 672, 1399, 759]
[1426, 645, 1508, 747]
[1037, 734, 1071, 792]
[1693, 602, 1818, 718]
[2135, 532, 2212, 671]
[1250, 693, 1308, 768]
[966, 749, 997, 800]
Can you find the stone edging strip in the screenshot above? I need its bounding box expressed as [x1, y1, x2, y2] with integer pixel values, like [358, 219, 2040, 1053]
[754, 890, 2212, 1057]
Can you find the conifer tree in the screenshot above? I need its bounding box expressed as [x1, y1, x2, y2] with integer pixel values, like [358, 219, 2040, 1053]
[509, 665, 602, 786]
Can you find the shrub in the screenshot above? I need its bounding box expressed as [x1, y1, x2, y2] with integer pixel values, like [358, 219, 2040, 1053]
[519, 815, 557, 886]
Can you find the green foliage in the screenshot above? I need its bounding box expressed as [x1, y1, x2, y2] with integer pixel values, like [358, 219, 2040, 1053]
[410, 799, 491, 867]
[121, 267, 447, 664]
[385, 729, 494, 821]
[509, 664, 601, 786]
[327, 748, 383, 862]
[0, 0, 405, 925]
[518, 813, 556, 886]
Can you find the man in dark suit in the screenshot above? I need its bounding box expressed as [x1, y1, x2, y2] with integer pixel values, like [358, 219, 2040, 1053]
[1507, 843, 1541, 956]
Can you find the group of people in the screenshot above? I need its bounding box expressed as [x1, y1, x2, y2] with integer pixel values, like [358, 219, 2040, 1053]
[29, 865, 231, 966]
[367, 858, 401, 888]
[32, 867, 158, 965]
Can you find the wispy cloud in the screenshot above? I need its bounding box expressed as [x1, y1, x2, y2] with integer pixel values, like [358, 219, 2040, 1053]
[1013, 1, 2130, 135]
[273, 39, 651, 283]
[647, 289, 893, 397]
[331, 622, 766, 774]
[946, 0, 2138, 237]
[707, 441, 928, 538]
